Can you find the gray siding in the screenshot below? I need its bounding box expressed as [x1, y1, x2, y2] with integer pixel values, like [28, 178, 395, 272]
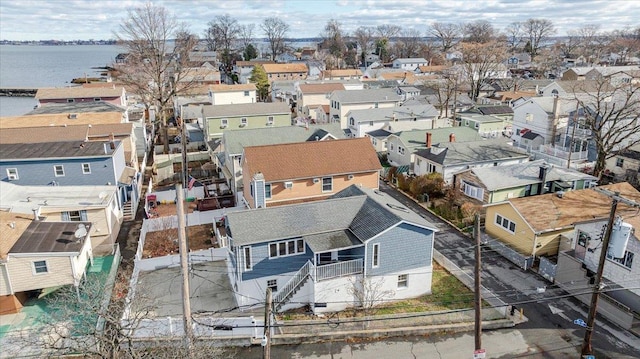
[1, 157, 117, 186]
[366, 223, 433, 276]
[241, 241, 313, 281]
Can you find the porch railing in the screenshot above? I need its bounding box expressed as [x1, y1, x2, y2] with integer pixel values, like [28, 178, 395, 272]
[274, 260, 314, 306]
[315, 259, 363, 281]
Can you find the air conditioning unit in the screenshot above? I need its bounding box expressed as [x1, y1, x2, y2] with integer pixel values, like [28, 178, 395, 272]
[220, 125, 227, 129]
[284, 181, 293, 189]
[313, 178, 320, 183]
[347, 174, 354, 180]
[239, 123, 246, 127]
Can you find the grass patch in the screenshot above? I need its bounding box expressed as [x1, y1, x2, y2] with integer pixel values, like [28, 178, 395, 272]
[373, 263, 474, 315]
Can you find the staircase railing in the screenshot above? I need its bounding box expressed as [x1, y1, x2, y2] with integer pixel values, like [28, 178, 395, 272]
[274, 260, 313, 308]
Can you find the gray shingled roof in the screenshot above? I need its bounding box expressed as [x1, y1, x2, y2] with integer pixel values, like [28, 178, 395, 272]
[367, 129, 393, 138]
[393, 127, 483, 150]
[304, 230, 361, 252]
[330, 88, 401, 104]
[470, 159, 598, 191]
[415, 139, 528, 166]
[228, 184, 436, 246]
[223, 124, 344, 155]
[0, 140, 120, 160]
[202, 102, 289, 118]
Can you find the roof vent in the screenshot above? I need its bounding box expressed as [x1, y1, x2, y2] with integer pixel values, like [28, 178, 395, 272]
[386, 203, 409, 212]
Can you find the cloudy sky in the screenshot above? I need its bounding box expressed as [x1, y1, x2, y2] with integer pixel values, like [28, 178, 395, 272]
[1, 0, 638, 41]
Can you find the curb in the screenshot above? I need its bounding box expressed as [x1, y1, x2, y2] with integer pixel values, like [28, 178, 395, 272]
[271, 319, 515, 345]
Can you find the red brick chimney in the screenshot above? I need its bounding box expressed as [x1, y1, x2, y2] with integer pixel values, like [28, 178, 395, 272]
[449, 133, 456, 142]
[426, 132, 432, 148]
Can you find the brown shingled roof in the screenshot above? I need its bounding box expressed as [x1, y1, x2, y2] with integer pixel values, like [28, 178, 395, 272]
[35, 86, 125, 100]
[298, 83, 345, 94]
[509, 182, 640, 233]
[243, 137, 381, 181]
[0, 123, 133, 144]
[0, 212, 33, 260]
[209, 83, 257, 92]
[262, 63, 308, 73]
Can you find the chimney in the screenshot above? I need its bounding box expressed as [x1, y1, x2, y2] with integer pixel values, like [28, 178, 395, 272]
[32, 208, 40, 221]
[538, 165, 549, 194]
[449, 133, 456, 142]
[552, 95, 560, 119]
[426, 132, 432, 148]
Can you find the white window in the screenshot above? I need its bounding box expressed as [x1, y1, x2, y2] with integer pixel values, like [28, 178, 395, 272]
[267, 279, 278, 292]
[495, 214, 516, 233]
[244, 90, 250, 96]
[461, 181, 484, 201]
[33, 260, 48, 274]
[221, 119, 228, 127]
[390, 143, 394, 151]
[374, 102, 378, 108]
[349, 118, 355, 126]
[267, 116, 274, 125]
[398, 146, 405, 155]
[372, 138, 377, 146]
[243, 247, 252, 271]
[525, 113, 533, 123]
[474, 122, 479, 129]
[269, 239, 305, 258]
[82, 163, 91, 174]
[372, 243, 380, 268]
[241, 117, 248, 126]
[62, 210, 86, 221]
[6, 168, 18, 180]
[322, 177, 333, 192]
[616, 158, 624, 167]
[54, 165, 65, 177]
[265, 183, 272, 199]
[607, 250, 634, 269]
[397, 274, 408, 288]
[94, 97, 101, 102]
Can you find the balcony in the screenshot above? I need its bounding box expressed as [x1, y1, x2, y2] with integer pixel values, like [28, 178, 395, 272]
[314, 259, 363, 282]
[534, 144, 589, 161]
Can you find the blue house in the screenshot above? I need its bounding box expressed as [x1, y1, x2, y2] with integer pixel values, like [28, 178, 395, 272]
[224, 185, 437, 313]
[0, 140, 139, 210]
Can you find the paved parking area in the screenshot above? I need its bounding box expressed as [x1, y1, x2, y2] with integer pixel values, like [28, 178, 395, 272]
[137, 260, 237, 317]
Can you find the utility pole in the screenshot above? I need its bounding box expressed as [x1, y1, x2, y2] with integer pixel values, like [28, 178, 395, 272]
[582, 189, 640, 356]
[473, 213, 482, 351]
[176, 184, 194, 356]
[263, 288, 272, 359]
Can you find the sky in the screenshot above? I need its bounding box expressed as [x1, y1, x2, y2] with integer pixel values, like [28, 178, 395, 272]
[1, 0, 639, 41]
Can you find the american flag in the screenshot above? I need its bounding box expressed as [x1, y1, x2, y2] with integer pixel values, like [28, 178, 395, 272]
[188, 175, 196, 190]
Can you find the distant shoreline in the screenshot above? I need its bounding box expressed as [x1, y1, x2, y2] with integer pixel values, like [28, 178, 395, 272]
[0, 88, 36, 97]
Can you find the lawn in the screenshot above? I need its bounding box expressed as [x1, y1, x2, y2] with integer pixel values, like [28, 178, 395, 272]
[281, 262, 477, 320]
[373, 262, 475, 315]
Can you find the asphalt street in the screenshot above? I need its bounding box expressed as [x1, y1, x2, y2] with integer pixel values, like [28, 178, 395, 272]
[377, 181, 640, 358]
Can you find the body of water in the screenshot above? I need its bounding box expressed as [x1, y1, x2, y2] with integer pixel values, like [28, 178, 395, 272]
[0, 44, 123, 116]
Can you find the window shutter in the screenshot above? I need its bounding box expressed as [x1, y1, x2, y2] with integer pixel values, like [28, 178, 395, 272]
[80, 210, 88, 222]
[61, 212, 70, 221]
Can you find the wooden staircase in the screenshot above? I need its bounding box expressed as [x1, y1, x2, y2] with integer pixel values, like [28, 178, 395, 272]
[122, 201, 134, 221]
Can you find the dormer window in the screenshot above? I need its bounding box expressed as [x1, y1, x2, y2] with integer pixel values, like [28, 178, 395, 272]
[68, 113, 78, 119]
[67, 99, 75, 103]
[94, 98, 101, 101]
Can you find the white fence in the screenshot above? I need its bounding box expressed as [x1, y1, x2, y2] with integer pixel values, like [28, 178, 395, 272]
[135, 248, 229, 271]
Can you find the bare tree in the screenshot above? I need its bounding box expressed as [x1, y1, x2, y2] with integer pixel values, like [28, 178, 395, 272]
[574, 24, 609, 65]
[347, 277, 393, 327]
[113, 3, 199, 154]
[462, 20, 496, 44]
[505, 22, 523, 52]
[261, 17, 289, 61]
[459, 39, 508, 101]
[205, 14, 240, 71]
[354, 26, 375, 65]
[556, 29, 581, 58]
[393, 28, 423, 58]
[376, 24, 401, 40]
[569, 80, 640, 179]
[238, 23, 255, 49]
[522, 18, 556, 60]
[429, 22, 460, 53]
[319, 19, 346, 69]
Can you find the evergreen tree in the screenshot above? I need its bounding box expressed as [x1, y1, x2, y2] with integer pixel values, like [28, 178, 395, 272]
[243, 43, 258, 61]
[250, 65, 270, 101]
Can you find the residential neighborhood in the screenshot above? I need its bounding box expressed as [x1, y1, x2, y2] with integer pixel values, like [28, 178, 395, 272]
[1, 2, 640, 358]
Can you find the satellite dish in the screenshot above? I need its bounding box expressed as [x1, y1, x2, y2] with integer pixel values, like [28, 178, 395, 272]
[74, 224, 88, 239]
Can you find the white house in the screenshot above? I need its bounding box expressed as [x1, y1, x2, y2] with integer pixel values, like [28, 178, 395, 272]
[208, 84, 257, 105]
[392, 58, 429, 71]
[329, 88, 401, 130]
[346, 104, 441, 138]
